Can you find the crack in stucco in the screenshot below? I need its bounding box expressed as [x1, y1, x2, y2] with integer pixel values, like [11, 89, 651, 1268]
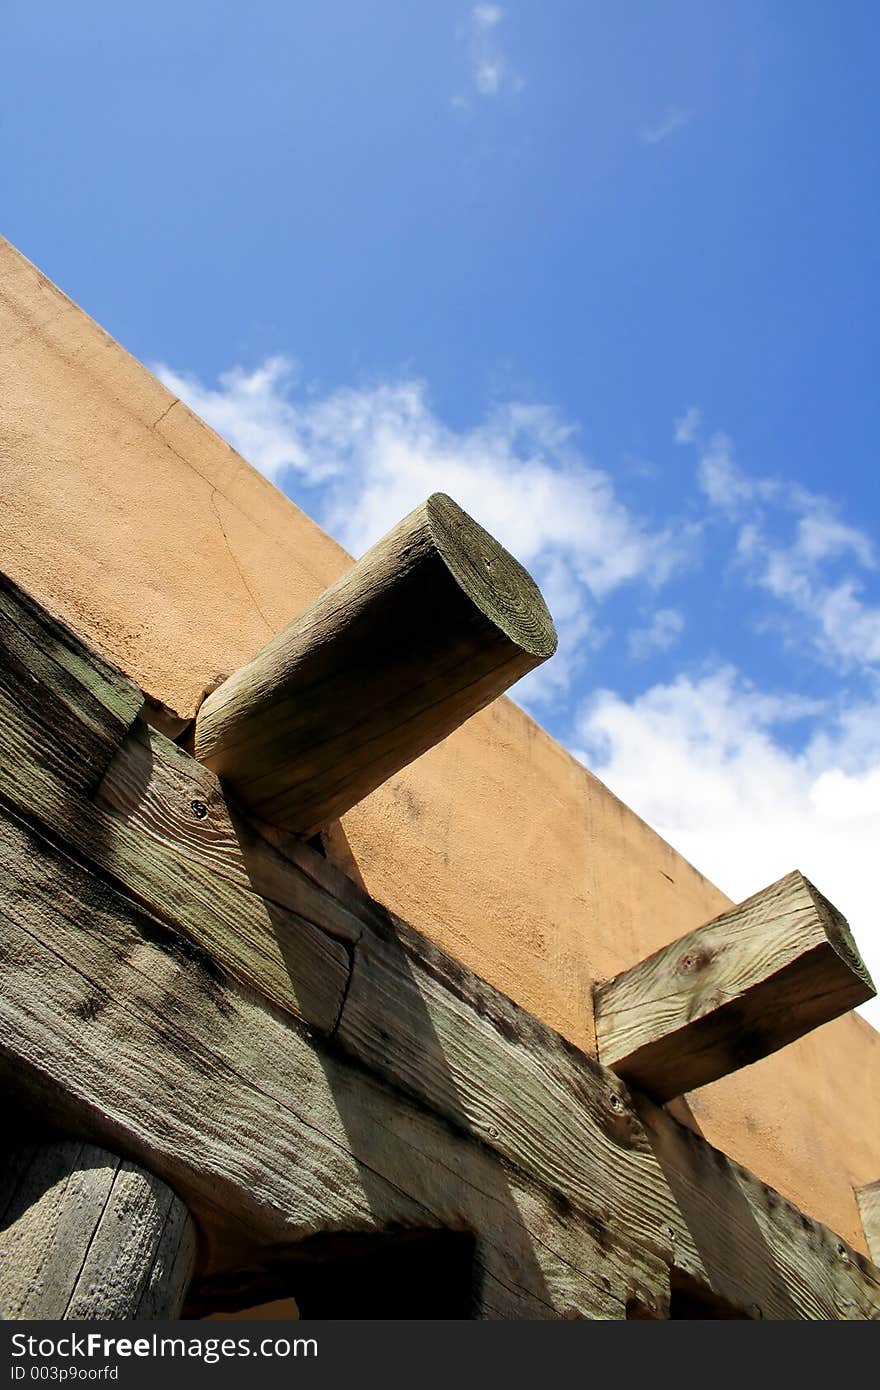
[210, 489, 274, 637]
[151, 398, 179, 430]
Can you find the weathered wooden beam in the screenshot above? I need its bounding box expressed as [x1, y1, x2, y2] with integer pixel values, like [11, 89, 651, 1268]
[0, 573, 351, 1040]
[0, 571, 143, 793]
[0, 596, 684, 1313]
[594, 871, 875, 1103]
[2, 572, 879, 1319]
[193, 494, 557, 835]
[0, 803, 667, 1320]
[636, 1098, 879, 1321]
[4, 795, 878, 1318]
[856, 1180, 880, 1265]
[0, 1140, 195, 1319]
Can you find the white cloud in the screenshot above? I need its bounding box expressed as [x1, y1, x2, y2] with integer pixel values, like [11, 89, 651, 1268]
[674, 405, 701, 445]
[576, 667, 880, 1025]
[640, 106, 693, 145]
[680, 412, 880, 673]
[628, 606, 685, 661]
[154, 358, 687, 703]
[698, 432, 752, 511]
[795, 512, 874, 567]
[453, 4, 523, 108]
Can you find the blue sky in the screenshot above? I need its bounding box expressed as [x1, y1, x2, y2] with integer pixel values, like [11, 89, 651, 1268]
[5, 3, 880, 1017]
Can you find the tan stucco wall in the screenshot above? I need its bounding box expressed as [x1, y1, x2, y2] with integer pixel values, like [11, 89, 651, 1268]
[2, 237, 878, 1256]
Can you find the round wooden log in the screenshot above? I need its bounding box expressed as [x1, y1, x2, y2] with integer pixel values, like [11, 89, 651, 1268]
[0, 1139, 196, 1319]
[194, 493, 557, 834]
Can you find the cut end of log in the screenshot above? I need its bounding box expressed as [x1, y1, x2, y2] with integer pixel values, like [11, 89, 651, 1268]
[424, 493, 558, 661]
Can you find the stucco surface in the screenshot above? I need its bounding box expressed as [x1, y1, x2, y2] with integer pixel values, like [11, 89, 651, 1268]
[2, 236, 878, 1256]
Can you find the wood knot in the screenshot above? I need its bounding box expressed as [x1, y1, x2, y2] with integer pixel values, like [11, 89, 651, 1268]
[680, 948, 711, 974]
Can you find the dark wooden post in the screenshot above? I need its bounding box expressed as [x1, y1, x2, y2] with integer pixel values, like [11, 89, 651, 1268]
[193, 494, 557, 835]
[0, 1140, 196, 1319]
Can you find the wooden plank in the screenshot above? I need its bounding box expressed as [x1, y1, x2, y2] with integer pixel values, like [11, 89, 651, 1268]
[1, 574, 878, 1319]
[323, 868, 880, 1319]
[0, 803, 668, 1321]
[334, 896, 681, 1266]
[856, 1180, 880, 1265]
[98, 721, 368, 949]
[93, 721, 354, 1030]
[0, 571, 143, 795]
[95, 732, 689, 1309]
[0, 1140, 195, 1319]
[637, 1098, 880, 1321]
[0, 578, 675, 1296]
[3, 789, 877, 1322]
[595, 871, 875, 1102]
[193, 494, 557, 835]
[100, 729, 688, 1291]
[0, 685, 351, 1038]
[0, 579, 676, 1298]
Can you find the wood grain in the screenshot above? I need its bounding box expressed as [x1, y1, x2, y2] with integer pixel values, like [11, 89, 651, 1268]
[0, 1140, 195, 1319]
[0, 804, 667, 1321]
[856, 1180, 880, 1266]
[595, 870, 875, 1102]
[1, 570, 878, 1319]
[193, 494, 557, 834]
[638, 1099, 880, 1321]
[0, 571, 142, 796]
[0, 587, 351, 1037]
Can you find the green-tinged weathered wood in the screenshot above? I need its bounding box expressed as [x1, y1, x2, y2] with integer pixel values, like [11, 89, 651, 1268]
[0, 1140, 195, 1319]
[0, 571, 143, 794]
[193, 494, 557, 835]
[0, 638, 351, 1036]
[97, 721, 367, 949]
[595, 871, 875, 1103]
[636, 1098, 880, 1321]
[0, 616, 684, 1313]
[0, 805, 667, 1321]
[94, 720, 353, 1029]
[856, 1180, 880, 1265]
[1, 570, 879, 1319]
[321, 856, 880, 1318]
[100, 730, 680, 1301]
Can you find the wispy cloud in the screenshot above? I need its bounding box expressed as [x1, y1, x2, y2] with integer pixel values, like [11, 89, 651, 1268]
[640, 106, 693, 145]
[628, 606, 685, 661]
[453, 5, 524, 111]
[678, 410, 880, 671]
[674, 405, 701, 445]
[154, 356, 689, 705]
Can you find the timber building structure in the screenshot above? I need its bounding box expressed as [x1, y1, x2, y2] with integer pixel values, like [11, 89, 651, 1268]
[1, 238, 879, 1320]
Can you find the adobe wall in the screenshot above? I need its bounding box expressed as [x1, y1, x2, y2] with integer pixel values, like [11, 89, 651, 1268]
[2, 237, 878, 1256]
